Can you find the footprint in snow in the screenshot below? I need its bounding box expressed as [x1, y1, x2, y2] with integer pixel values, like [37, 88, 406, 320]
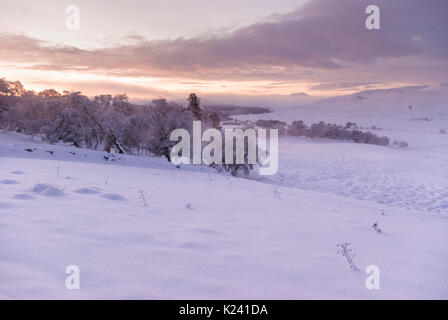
[193, 227, 220, 236]
[101, 193, 126, 201]
[0, 202, 13, 209]
[1, 179, 19, 185]
[31, 183, 65, 197]
[13, 194, 34, 200]
[11, 170, 25, 175]
[74, 187, 101, 195]
[178, 241, 209, 251]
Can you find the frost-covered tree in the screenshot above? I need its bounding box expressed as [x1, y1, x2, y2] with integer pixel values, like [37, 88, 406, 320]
[145, 99, 193, 160]
[285, 119, 391, 146]
[0, 78, 25, 130]
[287, 120, 308, 136]
[0, 78, 24, 97]
[201, 110, 221, 130]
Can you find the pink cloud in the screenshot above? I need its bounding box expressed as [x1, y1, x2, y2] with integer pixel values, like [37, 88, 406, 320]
[0, 0, 446, 91]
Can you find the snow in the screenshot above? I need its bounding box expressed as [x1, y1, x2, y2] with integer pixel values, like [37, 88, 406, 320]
[1, 85, 448, 299]
[239, 85, 448, 133]
[1, 129, 447, 300]
[237, 85, 448, 214]
[256, 137, 448, 214]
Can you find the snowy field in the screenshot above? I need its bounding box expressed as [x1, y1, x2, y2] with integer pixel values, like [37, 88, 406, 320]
[1, 127, 447, 299]
[239, 86, 448, 214]
[257, 137, 448, 214]
[1, 86, 448, 299]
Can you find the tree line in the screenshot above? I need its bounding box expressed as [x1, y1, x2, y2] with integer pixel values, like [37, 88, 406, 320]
[0, 78, 222, 160]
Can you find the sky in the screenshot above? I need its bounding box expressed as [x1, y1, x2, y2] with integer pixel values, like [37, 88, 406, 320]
[0, 0, 447, 104]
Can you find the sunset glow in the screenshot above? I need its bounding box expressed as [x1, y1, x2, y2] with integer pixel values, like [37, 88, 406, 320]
[1, 0, 447, 102]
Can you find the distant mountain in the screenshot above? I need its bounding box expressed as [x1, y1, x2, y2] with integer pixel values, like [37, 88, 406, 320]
[197, 92, 315, 108]
[235, 85, 448, 132]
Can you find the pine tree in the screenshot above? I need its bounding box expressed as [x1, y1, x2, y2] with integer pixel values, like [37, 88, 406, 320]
[187, 93, 202, 120]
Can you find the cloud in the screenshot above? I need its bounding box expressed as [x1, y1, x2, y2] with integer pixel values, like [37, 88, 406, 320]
[0, 0, 447, 93]
[29, 79, 171, 98]
[308, 81, 383, 91]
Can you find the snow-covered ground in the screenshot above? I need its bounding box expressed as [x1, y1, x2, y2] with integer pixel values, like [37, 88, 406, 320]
[1, 86, 447, 299]
[1, 129, 447, 299]
[256, 137, 448, 214]
[238, 85, 448, 214]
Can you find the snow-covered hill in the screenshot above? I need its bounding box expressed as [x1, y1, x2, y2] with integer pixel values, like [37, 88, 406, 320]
[1, 132, 447, 299]
[229, 86, 448, 215]
[238, 85, 448, 134]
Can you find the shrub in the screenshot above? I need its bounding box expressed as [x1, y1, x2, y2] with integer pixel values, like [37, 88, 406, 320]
[393, 140, 409, 148]
[337, 242, 356, 270]
[287, 120, 308, 136]
[255, 119, 287, 136]
[31, 183, 65, 197]
[286, 120, 390, 146]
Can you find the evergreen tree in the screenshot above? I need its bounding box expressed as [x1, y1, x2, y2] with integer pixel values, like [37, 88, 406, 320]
[187, 93, 202, 120]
